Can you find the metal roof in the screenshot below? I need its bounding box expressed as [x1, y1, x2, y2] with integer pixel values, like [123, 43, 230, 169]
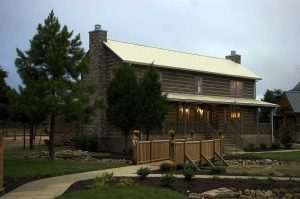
[285, 91, 300, 113]
[166, 92, 278, 108]
[104, 40, 261, 80]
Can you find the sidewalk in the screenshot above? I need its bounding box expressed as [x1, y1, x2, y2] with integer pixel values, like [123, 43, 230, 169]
[2, 162, 300, 199]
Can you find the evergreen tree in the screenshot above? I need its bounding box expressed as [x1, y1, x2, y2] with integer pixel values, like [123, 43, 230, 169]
[0, 66, 10, 128]
[106, 64, 140, 153]
[139, 66, 169, 140]
[15, 10, 91, 161]
[260, 89, 282, 122]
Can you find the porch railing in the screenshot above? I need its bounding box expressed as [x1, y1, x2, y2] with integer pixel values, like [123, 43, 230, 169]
[163, 120, 218, 138]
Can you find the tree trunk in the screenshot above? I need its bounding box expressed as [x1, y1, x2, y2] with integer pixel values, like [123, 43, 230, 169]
[23, 122, 26, 149]
[146, 124, 150, 141]
[124, 131, 128, 154]
[49, 113, 56, 162]
[29, 122, 34, 149]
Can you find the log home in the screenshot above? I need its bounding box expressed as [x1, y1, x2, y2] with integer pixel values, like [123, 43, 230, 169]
[83, 25, 277, 153]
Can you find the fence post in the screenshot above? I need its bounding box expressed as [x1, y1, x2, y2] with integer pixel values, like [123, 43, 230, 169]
[184, 140, 186, 163]
[150, 140, 153, 162]
[0, 131, 4, 194]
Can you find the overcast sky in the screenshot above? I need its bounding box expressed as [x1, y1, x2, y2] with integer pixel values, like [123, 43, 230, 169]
[0, 0, 299, 99]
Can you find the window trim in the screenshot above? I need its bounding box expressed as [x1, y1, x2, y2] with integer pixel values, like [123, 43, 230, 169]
[194, 76, 203, 94]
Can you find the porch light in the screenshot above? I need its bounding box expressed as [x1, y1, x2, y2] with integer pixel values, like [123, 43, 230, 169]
[197, 108, 203, 116]
[185, 108, 189, 113]
[179, 107, 183, 113]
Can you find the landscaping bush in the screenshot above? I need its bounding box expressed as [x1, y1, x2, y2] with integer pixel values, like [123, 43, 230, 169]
[160, 174, 176, 186]
[175, 163, 185, 170]
[94, 172, 115, 187]
[160, 161, 174, 172]
[183, 167, 195, 180]
[281, 131, 293, 149]
[73, 134, 97, 152]
[244, 143, 257, 152]
[137, 167, 150, 179]
[259, 143, 267, 150]
[117, 177, 135, 186]
[271, 142, 281, 150]
[184, 164, 197, 172]
[210, 167, 226, 175]
[44, 139, 50, 146]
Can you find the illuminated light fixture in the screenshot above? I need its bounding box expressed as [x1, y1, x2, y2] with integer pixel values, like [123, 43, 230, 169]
[197, 108, 204, 116]
[179, 107, 183, 113]
[185, 108, 189, 113]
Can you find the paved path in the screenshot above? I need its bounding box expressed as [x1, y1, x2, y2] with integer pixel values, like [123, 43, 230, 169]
[2, 162, 300, 199]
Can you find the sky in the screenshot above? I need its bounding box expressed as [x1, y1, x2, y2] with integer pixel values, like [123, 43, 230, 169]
[0, 0, 299, 99]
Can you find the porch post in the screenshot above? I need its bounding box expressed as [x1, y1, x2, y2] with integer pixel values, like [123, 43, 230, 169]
[184, 103, 186, 136]
[270, 109, 274, 143]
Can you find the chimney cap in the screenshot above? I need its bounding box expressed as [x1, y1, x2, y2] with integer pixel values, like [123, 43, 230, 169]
[231, 50, 236, 55]
[94, 24, 101, 31]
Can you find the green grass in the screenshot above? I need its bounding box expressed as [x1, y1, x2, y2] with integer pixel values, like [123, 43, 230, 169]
[241, 151, 300, 161]
[226, 166, 300, 177]
[56, 186, 186, 199]
[4, 145, 128, 182]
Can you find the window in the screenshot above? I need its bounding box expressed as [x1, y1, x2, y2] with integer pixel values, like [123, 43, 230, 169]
[159, 72, 163, 83]
[111, 68, 118, 80]
[230, 80, 243, 96]
[230, 111, 241, 119]
[194, 76, 203, 93]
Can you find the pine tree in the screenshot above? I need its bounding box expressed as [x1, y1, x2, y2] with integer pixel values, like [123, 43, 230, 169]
[0, 66, 10, 127]
[139, 66, 169, 140]
[15, 10, 90, 161]
[106, 64, 140, 153]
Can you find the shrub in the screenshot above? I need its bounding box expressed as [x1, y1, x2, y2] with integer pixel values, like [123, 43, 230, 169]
[210, 167, 226, 175]
[137, 167, 150, 179]
[281, 131, 293, 149]
[244, 143, 257, 152]
[117, 177, 135, 186]
[73, 134, 97, 152]
[259, 143, 267, 150]
[183, 167, 195, 180]
[184, 164, 197, 172]
[160, 174, 176, 186]
[271, 142, 281, 150]
[160, 161, 174, 172]
[44, 139, 50, 146]
[175, 163, 185, 170]
[94, 172, 115, 187]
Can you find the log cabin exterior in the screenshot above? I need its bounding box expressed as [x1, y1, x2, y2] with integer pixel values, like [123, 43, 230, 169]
[83, 25, 277, 152]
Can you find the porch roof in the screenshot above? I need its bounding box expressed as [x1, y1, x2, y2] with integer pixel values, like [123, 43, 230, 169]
[166, 93, 278, 108]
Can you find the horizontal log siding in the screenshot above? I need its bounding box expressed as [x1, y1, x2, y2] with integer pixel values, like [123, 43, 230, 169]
[159, 68, 255, 99]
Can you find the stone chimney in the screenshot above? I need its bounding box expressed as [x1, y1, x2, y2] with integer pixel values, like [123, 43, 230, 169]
[82, 25, 108, 138]
[225, 50, 241, 64]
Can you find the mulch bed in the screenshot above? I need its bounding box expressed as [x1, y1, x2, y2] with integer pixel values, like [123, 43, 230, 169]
[64, 177, 300, 195]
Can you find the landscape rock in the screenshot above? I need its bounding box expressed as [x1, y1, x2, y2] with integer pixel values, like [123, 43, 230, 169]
[202, 188, 239, 198]
[264, 190, 273, 197]
[188, 193, 201, 199]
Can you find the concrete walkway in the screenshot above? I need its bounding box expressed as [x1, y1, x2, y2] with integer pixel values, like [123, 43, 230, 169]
[2, 162, 300, 199]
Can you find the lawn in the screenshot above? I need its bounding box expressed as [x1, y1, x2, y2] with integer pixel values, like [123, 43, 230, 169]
[56, 186, 186, 199]
[3, 139, 129, 187]
[241, 151, 300, 161]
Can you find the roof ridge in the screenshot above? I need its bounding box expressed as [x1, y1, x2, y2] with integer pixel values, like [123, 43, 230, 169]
[107, 39, 230, 62]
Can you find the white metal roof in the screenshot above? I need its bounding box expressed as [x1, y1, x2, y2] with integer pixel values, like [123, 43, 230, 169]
[166, 93, 277, 108]
[104, 39, 261, 80]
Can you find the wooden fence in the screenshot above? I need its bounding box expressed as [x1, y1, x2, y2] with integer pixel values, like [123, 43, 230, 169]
[0, 132, 4, 194]
[133, 138, 223, 165]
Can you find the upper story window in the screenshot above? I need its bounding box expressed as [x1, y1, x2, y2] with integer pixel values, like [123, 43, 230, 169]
[230, 80, 243, 96]
[110, 68, 118, 80]
[159, 72, 163, 83]
[194, 76, 203, 93]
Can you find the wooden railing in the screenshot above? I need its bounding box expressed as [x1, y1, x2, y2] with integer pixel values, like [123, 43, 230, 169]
[132, 138, 222, 164]
[164, 120, 218, 138]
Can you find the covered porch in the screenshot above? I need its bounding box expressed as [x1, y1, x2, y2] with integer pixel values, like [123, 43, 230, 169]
[162, 93, 278, 146]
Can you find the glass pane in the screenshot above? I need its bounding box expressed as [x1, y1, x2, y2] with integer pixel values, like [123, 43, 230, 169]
[230, 81, 236, 95]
